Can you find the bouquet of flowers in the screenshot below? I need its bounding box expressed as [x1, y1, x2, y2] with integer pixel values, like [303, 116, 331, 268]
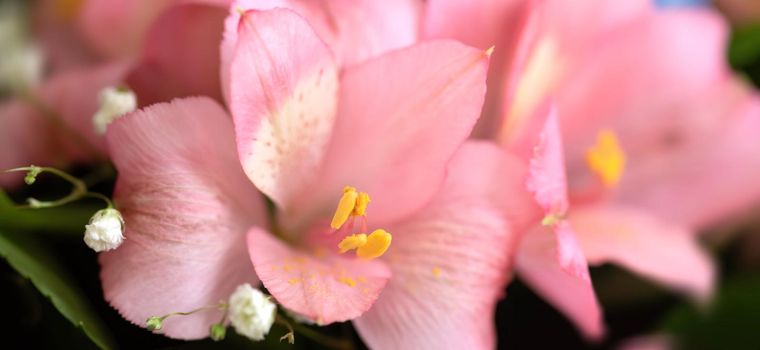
[1, 0, 759, 349]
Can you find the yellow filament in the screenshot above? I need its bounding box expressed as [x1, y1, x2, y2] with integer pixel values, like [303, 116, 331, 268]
[331, 186, 358, 229]
[585, 129, 626, 188]
[356, 229, 392, 260]
[338, 234, 367, 253]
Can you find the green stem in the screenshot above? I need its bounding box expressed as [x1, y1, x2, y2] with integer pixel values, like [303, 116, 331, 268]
[161, 303, 226, 321]
[4, 166, 112, 209]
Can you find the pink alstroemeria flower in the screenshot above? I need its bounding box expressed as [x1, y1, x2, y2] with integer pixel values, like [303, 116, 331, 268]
[100, 8, 530, 349]
[424, 0, 760, 338]
[1, 0, 421, 187]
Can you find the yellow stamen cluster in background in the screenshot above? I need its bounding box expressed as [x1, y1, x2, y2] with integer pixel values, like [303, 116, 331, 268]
[331, 186, 391, 260]
[330, 186, 370, 229]
[585, 129, 626, 188]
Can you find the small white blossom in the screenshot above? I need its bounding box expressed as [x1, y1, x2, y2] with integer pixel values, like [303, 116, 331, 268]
[83, 208, 125, 252]
[92, 86, 137, 134]
[228, 283, 276, 341]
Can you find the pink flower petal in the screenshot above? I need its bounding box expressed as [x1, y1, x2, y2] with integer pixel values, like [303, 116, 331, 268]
[0, 62, 130, 186]
[0, 101, 52, 186]
[78, 0, 175, 58]
[43, 62, 132, 160]
[423, 0, 528, 50]
[617, 79, 760, 229]
[525, 107, 569, 215]
[354, 142, 530, 349]
[228, 8, 339, 211]
[554, 220, 592, 281]
[33, 0, 98, 71]
[126, 3, 227, 106]
[220, 0, 420, 102]
[517, 224, 604, 339]
[312, 40, 491, 225]
[558, 9, 728, 156]
[569, 205, 715, 301]
[101, 97, 267, 339]
[424, 0, 537, 140]
[246, 227, 391, 325]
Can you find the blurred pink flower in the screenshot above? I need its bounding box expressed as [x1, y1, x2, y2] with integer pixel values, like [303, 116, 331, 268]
[1, 1, 230, 185]
[423, 0, 760, 338]
[99, 8, 528, 349]
[0, 62, 130, 187]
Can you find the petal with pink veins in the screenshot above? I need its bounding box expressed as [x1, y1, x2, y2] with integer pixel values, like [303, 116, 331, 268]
[229, 8, 339, 212]
[220, 0, 420, 102]
[101, 97, 267, 339]
[516, 223, 604, 340]
[568, 205, 715, 301]
[246, 228, 391, 325]
[312, 40, 491, 225]
[354, 142, 530, 349]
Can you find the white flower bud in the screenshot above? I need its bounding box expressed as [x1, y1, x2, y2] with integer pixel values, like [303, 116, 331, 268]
[84, 208, 125, 252]
[228, 283, 276, 341]
[92, 86, 137, 134]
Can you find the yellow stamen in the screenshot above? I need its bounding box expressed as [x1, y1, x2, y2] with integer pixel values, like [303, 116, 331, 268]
[337, 233, 367, 253]
[331, 186, 358, 229]
[353, 192, 371, 216]
[356, 229, 392, 260]
[585, 129, 626, 188]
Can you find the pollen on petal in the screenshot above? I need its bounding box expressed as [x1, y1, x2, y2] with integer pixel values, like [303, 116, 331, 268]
[356, 229, 392, 260]
[331, 186, 359, 229]
[585, 129, 626, 188]
[432, 267, 442, 278]
[337, 276, 357, 287]
[338, 233, 368, 253]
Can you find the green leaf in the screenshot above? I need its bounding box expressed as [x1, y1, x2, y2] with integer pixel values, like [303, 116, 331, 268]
[0, 230, 116, 349]
[0, 188, 98, 233]
[662, 274, 760, 350]
[729, 24, 760, 68]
